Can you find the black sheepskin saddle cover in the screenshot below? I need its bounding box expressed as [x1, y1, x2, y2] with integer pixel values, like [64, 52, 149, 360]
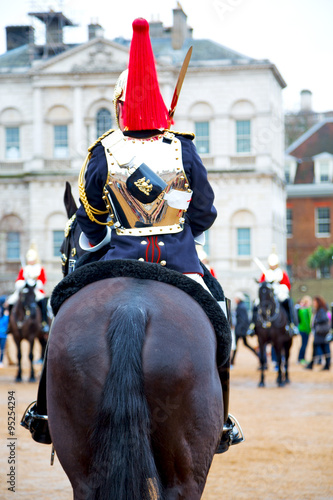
[50, 259, 231, 366]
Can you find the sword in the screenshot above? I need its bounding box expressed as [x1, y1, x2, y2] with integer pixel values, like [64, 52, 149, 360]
[167, 46, 193, 128]
[253, 257, 267, 275]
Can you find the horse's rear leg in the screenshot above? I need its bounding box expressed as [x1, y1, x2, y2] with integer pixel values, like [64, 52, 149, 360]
[275, 350, 284, 387]
[258, 344, 266, 387]
[164, 481, 205, 500]
[15, 341, 22, 383]
[29, 340, 36, 382]
[284, 343, 291, 384]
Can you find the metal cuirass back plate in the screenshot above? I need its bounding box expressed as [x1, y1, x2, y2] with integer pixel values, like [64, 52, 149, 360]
[101, 133, 192, 236]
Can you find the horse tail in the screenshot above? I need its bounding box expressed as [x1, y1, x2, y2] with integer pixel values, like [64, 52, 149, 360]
[90, 304, 162, 500]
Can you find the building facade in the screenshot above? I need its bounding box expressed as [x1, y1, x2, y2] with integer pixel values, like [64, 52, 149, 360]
[0, 7, 286, 302]
[285, 119, 333, 280]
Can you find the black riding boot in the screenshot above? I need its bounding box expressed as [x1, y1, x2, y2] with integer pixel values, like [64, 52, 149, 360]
[282, 298, 298, 336]
[38, 298, 49, 333]
[215, 359, 244, 454]
[20, 346, 51, 444]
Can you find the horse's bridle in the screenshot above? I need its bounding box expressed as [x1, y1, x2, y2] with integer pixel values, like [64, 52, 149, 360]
[61, 214, 78, 276]
[258, 284, 280, 328]
[15, 285, 38, 326]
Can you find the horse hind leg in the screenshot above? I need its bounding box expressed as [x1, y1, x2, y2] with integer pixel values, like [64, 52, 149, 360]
[258, 343, 266, 387]
[15, 341, 22, 383]
[29, 340, 36, 382]
[275, 350, 284, 387]
[283, 343, 291, 384]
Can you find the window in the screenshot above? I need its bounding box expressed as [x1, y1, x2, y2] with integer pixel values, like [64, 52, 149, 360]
[314, 154, 333, 183]
[6, 127, 20, 159]
[6, 232, 20, 260]
[316, 207, 330, 236]
[53, 230, 64, 257]
[54, 125, 68, 158]
[284, 167, 290, 184]
[286, 208, 293, 237]
[96, 108, 112, 138]
[236, 120, 251, 153]
[195, 121, 209, 154]
[237, 228, 251, 256]
[318, 161, 330, 183]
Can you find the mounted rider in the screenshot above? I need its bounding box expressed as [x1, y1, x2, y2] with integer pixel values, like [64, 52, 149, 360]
[7, 245, 49, 333]
[21, 17, 243, 453]
[248, 250, 298, 336]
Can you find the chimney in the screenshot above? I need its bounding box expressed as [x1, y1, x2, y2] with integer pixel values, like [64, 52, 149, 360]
[29, 11, 76, 47]
[149, 21, 164, 38]
[88, 21, 104, 40]
[6, 26, 34, 51]
[172, 4, 188, 50]
[300, 89, 312, 112]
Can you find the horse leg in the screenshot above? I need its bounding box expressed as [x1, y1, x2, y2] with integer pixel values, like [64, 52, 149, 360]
[15, 340, 22, 383]
[275, 348, 284, 387]
[29, 339, 36, 382]
[284, 341, 291, 384]
[258, 342, 266, 387]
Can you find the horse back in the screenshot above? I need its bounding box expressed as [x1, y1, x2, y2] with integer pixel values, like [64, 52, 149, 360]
[47, 277, 223, 497]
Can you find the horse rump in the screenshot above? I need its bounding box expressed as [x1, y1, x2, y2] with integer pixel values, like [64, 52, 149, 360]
[89, 304, 162, 500]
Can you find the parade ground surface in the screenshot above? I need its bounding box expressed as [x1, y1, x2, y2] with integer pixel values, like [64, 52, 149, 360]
[0, 334, 332, 499]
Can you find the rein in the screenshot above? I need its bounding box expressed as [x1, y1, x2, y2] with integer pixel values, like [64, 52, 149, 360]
[61, 214, 78, 276]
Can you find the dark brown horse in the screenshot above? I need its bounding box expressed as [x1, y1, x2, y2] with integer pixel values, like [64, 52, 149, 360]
[47, 278, 224, 499]
[255, 281, 292, 387]
[45, 182, 229, 499]
[10, 283, 43, 382]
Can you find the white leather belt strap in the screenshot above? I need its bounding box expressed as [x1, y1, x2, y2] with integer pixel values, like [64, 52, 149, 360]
[164, 189, 192, 210]
[101, 130, 135, 167]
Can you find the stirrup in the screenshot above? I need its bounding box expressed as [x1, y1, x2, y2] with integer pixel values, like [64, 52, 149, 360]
[287, 323, 298, 337]
[41, 322, 49, 333]
[21, 401, 52, 445]
[247, 324, 255, 337]
[216, 414, 245, 454]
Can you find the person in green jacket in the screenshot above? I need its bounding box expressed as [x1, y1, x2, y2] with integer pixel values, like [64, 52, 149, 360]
[296, 295, 312, 365]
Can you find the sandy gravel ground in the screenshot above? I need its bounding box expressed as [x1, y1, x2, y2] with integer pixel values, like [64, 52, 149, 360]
[0, 334, 332, 500]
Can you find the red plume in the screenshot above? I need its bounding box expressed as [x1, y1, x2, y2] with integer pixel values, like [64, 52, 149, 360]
[123, 18, 169, 130]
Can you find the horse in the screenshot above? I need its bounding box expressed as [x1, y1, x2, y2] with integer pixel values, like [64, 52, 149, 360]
[45, 182, 231, 499]
[254, 281, 293, 387]
[9, 282, 44, 382]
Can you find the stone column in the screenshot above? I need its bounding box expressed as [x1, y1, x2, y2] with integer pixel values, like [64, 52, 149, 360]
[31, 85, 43, 170]
[73, 85, 85, 164]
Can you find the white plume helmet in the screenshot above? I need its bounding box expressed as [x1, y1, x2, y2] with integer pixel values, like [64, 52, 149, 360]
[268, 253, 279, 267]
[26, 242, 40, 264]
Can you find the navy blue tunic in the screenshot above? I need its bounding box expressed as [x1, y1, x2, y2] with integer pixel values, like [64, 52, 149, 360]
[76, 131, 217, 274]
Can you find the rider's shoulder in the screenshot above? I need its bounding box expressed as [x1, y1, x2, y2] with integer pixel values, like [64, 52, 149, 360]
[168, 130, 195, 141]
[88, 129, 116, 153]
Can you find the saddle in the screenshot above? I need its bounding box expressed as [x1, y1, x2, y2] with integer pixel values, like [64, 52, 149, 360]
[50, 259, 231, 366]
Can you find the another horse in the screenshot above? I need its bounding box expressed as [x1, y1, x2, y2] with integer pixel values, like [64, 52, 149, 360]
[10, 283, 43, 382]
[45, 182, 231, 499]
[254, 281, 292, 387]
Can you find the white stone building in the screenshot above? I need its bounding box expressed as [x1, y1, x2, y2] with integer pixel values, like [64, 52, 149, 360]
[0, 7, 286, 303]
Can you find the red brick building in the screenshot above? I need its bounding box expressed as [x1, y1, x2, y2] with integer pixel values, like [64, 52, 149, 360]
[285, 119, 333, 279]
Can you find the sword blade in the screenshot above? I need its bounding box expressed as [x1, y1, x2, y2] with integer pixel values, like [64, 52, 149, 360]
[168, 46, 193, 124]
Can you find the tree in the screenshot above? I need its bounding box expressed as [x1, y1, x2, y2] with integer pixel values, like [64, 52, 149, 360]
[307, 245, 333, 278]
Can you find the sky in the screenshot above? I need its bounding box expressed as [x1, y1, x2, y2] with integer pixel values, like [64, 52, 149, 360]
[1, 0, 333, 112]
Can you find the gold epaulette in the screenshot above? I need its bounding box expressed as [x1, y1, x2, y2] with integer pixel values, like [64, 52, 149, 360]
[166, 129, 195, 140]
[78, 129, 115, 226]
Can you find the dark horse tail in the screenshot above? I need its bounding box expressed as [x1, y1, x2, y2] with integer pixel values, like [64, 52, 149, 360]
[90, 304, 161, 500]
